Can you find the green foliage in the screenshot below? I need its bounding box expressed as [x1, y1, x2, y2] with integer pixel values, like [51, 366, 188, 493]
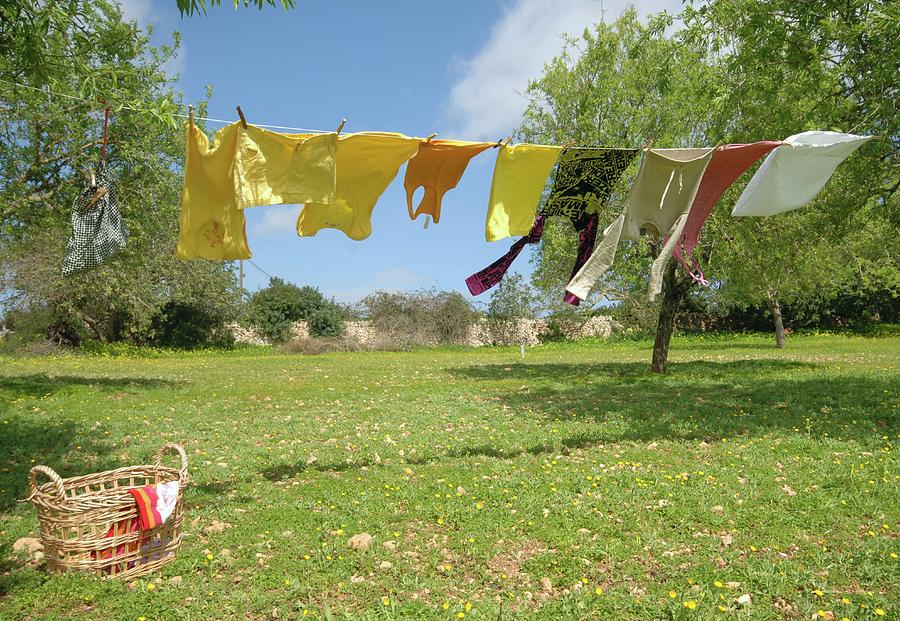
[360, 289, 479, 346]
[538, 306, 587, 343]
[487, 273, 539, 319]
[0, 0, 241, 345]
[522, 2, 899, 338]
[247, 278, 344, 342]
[176, 0, 296, 17]
[307, 305, 345, 338]
[1, 335, 897, 618]
[148, 300, 235, 350]
[521, 10, 712, 309]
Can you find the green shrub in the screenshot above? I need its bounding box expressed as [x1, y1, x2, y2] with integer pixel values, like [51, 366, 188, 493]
[149, 300, 234, 350]
[248, 278, 345, 343]
[360, 289, 479, 345]
[308, 305, 344, 337]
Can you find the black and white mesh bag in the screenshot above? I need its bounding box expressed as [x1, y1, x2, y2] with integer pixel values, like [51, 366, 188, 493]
[62, 160, 128, 276]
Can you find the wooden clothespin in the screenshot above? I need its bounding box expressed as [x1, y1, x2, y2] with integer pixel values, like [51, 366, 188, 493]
[236, 106, 248, 129]
[642, 137, 655, 152]
[561, 139, 576, 154]
[84, 187, 108, 211]
[188, 104, 194, 128]
[336, 118, 347, 135]
[493, 135, 512, 148]
[426, 133, 437, 143]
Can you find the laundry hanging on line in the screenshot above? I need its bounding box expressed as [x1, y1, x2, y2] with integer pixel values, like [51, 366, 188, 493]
[297, 132, 423, 241]
[567, 147, 716, 303]
[669, 141, 783, 284]
[484, 143, 564, 241]
[166, 108, 872, 299]
[404, 139, 495, 224]
[176, 122, 251, 260]
[731, 131, 874, 217]
[467, 147, 637, 303]
[63, 102, 129, 276]
[235, 124, 338, 209]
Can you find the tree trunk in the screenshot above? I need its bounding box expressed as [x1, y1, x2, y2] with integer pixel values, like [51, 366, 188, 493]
[768, 295, 785, 349]
[81, 313, 108, 343]
[651, 260, 689, 374]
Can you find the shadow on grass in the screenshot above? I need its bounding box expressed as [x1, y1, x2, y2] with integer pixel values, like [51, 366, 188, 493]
[450, 359, 897, 443]
[0, 373, 186, 509]
[260, 358, 897, 480]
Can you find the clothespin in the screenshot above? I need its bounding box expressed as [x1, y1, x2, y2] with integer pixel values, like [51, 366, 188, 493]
[85, 187, 108, 211]
[423, 215, 431, 229]
[426, 133, 437, 143]
[501, 136, 512, 147]
[561, 139, 576, 154]
[336, 118, 347, 135]
[236, 106, 248, 129]
[642, 137, 655, 152]
[188, 104, 194, 128]
[494, 135, 511, 149]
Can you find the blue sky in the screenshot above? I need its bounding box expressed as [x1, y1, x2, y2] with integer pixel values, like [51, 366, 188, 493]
[122, 0, 677, 305]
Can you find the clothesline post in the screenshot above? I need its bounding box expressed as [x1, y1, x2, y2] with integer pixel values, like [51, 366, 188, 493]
[239, 260, 245, 299]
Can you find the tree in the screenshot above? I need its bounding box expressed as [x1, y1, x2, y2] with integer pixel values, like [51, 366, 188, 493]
[681, 0, 899, 346]
[0, 0, 241, 345]
[519, 10, 719, 372]
[521, 2, 898, 367]
[487, 273, 539, 319]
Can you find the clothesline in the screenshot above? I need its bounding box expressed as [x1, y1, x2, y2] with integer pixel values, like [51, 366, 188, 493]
[0, 78, 329, 133]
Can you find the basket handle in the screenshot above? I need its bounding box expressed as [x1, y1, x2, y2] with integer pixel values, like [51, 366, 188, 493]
[28, 465, 66, 502]
[153, 443, 188, 483]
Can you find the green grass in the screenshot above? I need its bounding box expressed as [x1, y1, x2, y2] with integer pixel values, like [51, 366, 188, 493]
[1, 333, 897, 620]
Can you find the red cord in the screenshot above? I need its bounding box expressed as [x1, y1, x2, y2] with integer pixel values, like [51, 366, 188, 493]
[100, 100, 109, 161]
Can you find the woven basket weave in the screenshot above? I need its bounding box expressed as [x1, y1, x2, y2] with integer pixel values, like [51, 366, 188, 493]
[27, 443, 189, 579]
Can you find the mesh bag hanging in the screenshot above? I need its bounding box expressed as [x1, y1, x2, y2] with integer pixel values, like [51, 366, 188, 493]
[62, 104, 127, 276]
[62, 160, 128, 276]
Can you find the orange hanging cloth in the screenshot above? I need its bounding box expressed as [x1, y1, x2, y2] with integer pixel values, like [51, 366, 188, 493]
[404, 139, 494, 223]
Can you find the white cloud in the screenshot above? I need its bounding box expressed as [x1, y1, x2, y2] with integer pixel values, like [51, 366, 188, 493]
[446, 0, 681, 139]
[117, 0, 156, 25]
[248, 204, 302, 237]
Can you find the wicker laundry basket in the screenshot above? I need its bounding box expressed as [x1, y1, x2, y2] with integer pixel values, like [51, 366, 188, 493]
[27, 443, 188, 579]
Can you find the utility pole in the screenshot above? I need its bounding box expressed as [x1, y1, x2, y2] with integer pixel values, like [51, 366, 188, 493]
[239, 260, 245, 300]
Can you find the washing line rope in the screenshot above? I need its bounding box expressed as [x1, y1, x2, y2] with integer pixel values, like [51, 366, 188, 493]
[0, 78, 329, 133]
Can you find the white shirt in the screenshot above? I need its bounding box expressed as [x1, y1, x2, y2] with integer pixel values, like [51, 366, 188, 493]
[731, 131, 872, 217]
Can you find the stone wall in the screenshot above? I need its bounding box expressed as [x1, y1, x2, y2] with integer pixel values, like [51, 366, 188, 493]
[231, 316, 617, 347]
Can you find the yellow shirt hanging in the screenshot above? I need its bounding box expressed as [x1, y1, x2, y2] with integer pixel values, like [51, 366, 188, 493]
[234, 125, 337, 209]
[176, 122, 251, 260]
[485, 143, 562, 241]
[297, 132, 422, 241]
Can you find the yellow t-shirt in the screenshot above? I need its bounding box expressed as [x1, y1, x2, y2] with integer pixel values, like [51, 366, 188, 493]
[176, 122, 251, 260]
[297, 132, 422, 241]
[484, 143, 562, 241]
[234, 125, 337, 209]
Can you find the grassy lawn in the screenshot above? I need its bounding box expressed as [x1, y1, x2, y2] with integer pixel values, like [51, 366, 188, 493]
[0, 333, 897, 620]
